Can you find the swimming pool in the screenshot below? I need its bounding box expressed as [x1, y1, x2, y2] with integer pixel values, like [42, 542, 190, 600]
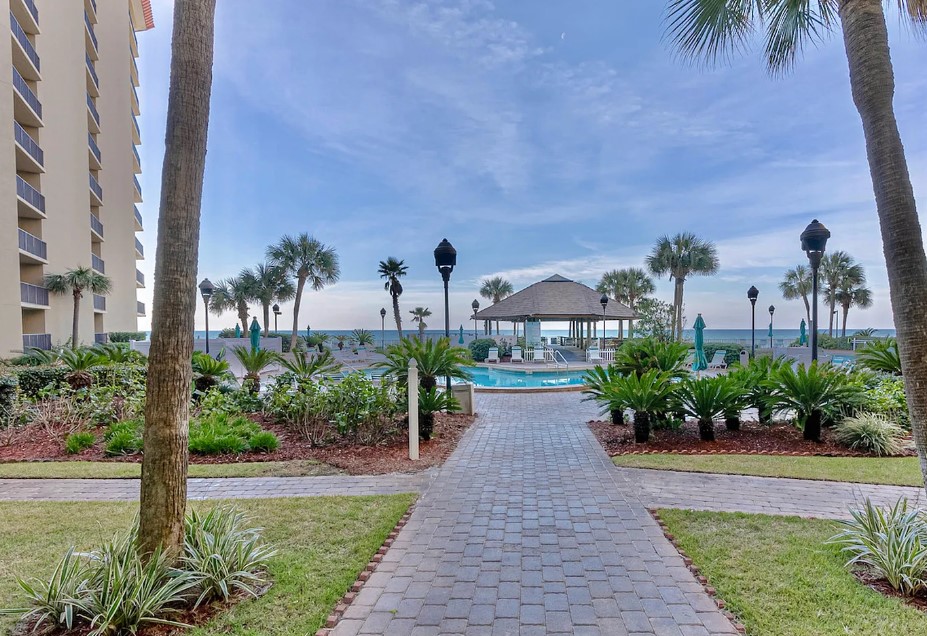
[458, 367, 588, 389]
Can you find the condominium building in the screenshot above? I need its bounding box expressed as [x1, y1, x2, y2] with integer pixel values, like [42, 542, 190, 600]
[0, 0, 153, 356]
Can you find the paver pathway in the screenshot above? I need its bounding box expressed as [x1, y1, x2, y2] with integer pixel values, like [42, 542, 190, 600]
[333, 392, 736, 635]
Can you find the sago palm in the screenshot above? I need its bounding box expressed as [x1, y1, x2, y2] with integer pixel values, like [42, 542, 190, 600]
[351, 329, 375, 347]
[582, 365, 624, 424]
[410, 307, 432, 340]
[821, 251, 865, 336]
[479, 276, 514, 335]
[210, 275, 256, 336]
[604, 369, 676, 443]
[597, 268, 655, 338]
[779, 265, 813, 330]
[375, 337, 473, 390]
[241, 263, 295, 336]
[612, 339, 691, 380]
[729, 355, 790, 425]
[765, 362, 859, 442]
[278, 349, 341, 380]
[676, 375, 741, 442]
[646, 233, 719, 341]
[59, 347, 107, 390]
[378, 257, 408, 339]
[191, 351, 232, 393]
[858, 338, 902, 375]
[231, 346, 279, 393]
[44, 267, 112, 349]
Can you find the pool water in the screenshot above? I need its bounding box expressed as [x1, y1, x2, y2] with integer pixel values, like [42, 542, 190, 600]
[459, 367, 588, 389]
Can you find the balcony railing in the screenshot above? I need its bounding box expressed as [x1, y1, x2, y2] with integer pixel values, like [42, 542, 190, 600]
[135, 237, 144, 257]
[134, 205, 143, 229]
[88, 133, 101, 163]
[93, 294, 106, 312]
[132, 114, 140, 141]
[16, 175, 44, 213]
[20, 282, 48, 306]
[10, 12, 39, 72]
[133, 175, 141, 197]
[89, 172, 103, 201]
[94, 333, 108, 344]
[23, 333, 51, 351]
[85, 53, 98, 88]
[12, 66, 41, 118]
[14, 121, 43, 166]
[90, 212, 103, 237]
[89, 0, 96, 14]
[22, 0, 38, 26]
[132, 144, 141, 170]
[18, 228, 46, 260]
[91, 253, 105, 273]
[84, 11, 97, 52]
[136, 269, 145, 286]
[137, 301, 145, 316]
[86, 93, 100, 126]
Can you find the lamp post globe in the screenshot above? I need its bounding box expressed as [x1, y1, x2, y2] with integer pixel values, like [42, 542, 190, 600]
[801, 219, 831, 362]
[471, 299, 480, 338]
[198, 278, 214, 354]
[434, 239, 457, 402]
[599, 293, 608, 348]
[379, 307, 386, 349]
[747, 286, 759, 358]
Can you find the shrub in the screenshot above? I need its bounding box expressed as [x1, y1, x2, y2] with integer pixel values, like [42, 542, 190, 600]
[14, 366, 68, 398]
[263, 377, 332, 445]
[91, 343, 146, 365]
[376, 337, 473, 391]
[104, 420, 144, 456]
[231, 347, 280, 393]
[189, 413, 261, 455]
[0, 374, 17, 425]
[582, 365, 623, 424]
[192, 351, 232, 393]
[858, 338, 902, 375]
[352, 329, 375, 347]
[196, 387, 263, 417]
[863, 375, 908, 428]
[702, 343, 742, 367]
[13, 547, 88, 631]
[765, 362, 862, 441]
[468, 338, 497, 362]
[89, 363, 146, 393]
[613, 339, 690, 380]
[326, 373, 403, 444]
[65, 431, 96, 454]
[833, 413, 907, 456]
[729, 355, 790, 424]
[417, 387, 460, 440]
[602, 369, 676, 443]
[277, 350, 341, 380]
[676, 376, 741, 442]
[248, 430, 279, 453]
[107, 331, 147, 343]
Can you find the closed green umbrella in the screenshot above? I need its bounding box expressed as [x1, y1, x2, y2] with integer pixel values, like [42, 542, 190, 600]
[692, 314, 708, 372]
[249, 317, 261, 351]
[799, 319, 807, 346]
[458, 325, 465, 345]
[234, 323, 241, 339]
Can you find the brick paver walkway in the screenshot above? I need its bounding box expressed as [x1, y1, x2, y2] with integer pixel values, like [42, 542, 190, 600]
[333, 392, 736, 635]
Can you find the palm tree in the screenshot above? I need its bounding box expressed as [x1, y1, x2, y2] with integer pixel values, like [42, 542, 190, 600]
[140, 0, 218, 558]
[836, 284, 873, 337]
[241, 263, 295, 336]
[44, 267, 112, 349]
[479, 276, 514, 335]
[662, 1, 927, 491]
[821, 251, 865, 336]
[210, 275, 255, 336]
[378, 257, 408, 339]
[779, 265, 813, 330]
[267, 233, 340, 347]
[645, 233, 719, 341]
[410, 307, 432, 340]
[596, 268, 655, 338]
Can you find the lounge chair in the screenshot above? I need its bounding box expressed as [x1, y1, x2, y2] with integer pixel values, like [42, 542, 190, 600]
[707, 350, 727, 369]
[511, 346, 524, 363]
[487, 347, 499, 363]
[830, 355, 855, 369]
[587, 347, 602, 363]
[685, 349, 695, 368]
[530, 348, 546, 363]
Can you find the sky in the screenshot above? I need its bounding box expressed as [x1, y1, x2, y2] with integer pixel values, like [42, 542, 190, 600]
[135, 0, 926, 334]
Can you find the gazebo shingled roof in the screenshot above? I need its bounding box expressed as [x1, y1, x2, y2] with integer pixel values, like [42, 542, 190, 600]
[473, 275, 638, 321]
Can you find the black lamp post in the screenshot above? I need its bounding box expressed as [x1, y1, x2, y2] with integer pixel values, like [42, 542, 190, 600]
[768, 304, 775, 350]
[747, 285, 758, 358]
[801, 219, 831, 362]
[471, 299, 480, 338]
[198, 278, 214, 354]
[272, 303, 281, 333]
[379, 307, 386, 350]
[599, 293, 608, 349]
[434, 238, 457, 400]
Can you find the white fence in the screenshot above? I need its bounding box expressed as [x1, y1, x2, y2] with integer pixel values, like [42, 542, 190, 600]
[129, 337, 284, 357]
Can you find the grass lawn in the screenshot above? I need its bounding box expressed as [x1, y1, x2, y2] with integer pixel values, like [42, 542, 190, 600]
[0, 460, 342, 479]
[613, 453, 924, 487]
[660, 509, 927, 635]
[0, 495, 414, 635]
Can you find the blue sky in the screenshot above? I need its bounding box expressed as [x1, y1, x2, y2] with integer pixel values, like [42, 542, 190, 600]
[136, 0, 925, 333]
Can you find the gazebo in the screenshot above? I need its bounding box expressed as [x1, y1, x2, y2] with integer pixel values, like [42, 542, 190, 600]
[473, 275, 637, 348]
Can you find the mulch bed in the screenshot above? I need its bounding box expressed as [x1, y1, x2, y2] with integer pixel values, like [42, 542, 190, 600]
[855, 570, 927, 614]
[0, 413, 475, 475]
[589, 418, 915, 458]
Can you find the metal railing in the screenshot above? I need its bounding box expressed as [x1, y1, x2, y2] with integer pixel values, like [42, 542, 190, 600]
[23, 333, 51, 350]
[12, 66, 41, 118]
[85, 53, 98, 87]
[20, 281, 48, 306]
[89, 172, 103, 201]
[134, 205, 143, 228]
[91, 254, 105, 273]
[84, 11, 97, 51]
[137, 301, 145, 316]
[16, 175, 44, 212]
[94, 333, 108, 344]
[132, 114, 140, 139]
[136, 269, 145, 286]
[18, 228, 46, 260]
[90, 212, 103, 237]
[22, 0, 38, 25]
[10, 12, 39, 72]
[86, 93, 99, 126]
[89, 0, 96, 14]
[88, 133, 101, 162]
[133, 175, 141, 196]
[132, 144, 141, 167]
[14, 121, 43, 166]
[135, 237, 144, 257]
[93, 294, 106, 311]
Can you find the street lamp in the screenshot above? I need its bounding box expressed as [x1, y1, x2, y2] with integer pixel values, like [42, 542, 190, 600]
[599, 293, 608, 349]
[768, 304, 775, 350]
[198, 278, 214, 355]
[272, 303, 281, 333]
[801, 219, 831, 362]
[747, 285, 758, 358]
[379, 307, 386, 350]
[471, 299, 480, 338]
[434, 238, 457, 400]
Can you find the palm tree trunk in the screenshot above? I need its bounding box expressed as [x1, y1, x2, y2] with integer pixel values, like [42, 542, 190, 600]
[262, 301, 270, 337]
[674, 278, 685, 341]
[802, 295, 812, 336]
[392, 293, 403, 339]
[71, 289, 81, 349]
[839, 0, 927, 491]
[139, 0, 216, 559]
[841, 302, 850, 337]
[633, 412, 651, 443]
[290, 275, 306, 346]
[418, 323, 426, 340]
[829, 297, 836, 336]
[698, 418, 715, 442]
[238, 302, 248, 336]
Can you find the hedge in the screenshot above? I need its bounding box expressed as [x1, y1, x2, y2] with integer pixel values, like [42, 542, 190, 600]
[108, 331, 147, 343]
[11, 366, 68, 397]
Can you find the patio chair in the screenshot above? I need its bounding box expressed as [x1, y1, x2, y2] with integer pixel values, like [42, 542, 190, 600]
[487, 347, 499, 363]
[587, 347, 602, 363]
[530, 347, 546, 363]
[707, 350, 728, 369]
[511, 346, 524, 363]
[830, 355, 855, 369]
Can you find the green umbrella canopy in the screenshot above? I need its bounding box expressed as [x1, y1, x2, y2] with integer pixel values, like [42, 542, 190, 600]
[249, 317, 261, 351]
[767, 322, 774, 338]
[458, 325, 465, 345]
[692, 314, 708, 372]
[234, 323, 241, 338]
[799, 319, 807, 346]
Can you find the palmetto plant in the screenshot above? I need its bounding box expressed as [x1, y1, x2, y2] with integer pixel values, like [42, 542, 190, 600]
[91, 343, 146, 365]
[479, 276, 514, 335]
[375, 337, 474, 391]
[779, 265, 813, 330]
[858, 338, 902, 376]
[44, 267, 112, 350]
[241, 263, 295, 336]
[59, 348, 107, 390]
[352, 329, 375, 347]
[231, 346, 279, 393]
[410, 307, 432, 339]
[730, 355, 790, 425]
[191, 351, 232, 393]
[417, 387, 461, 440]
[596, 268, 655, 338]
[676, 376, 741, 442]
[612, 339, 690, 380]
[278, 349, 342, 380]
[210, 275, 256, 336]
[765, 362, 859, 442]
[646, 233, 719, 341]
[378, 257, 408, 339]
[603, 369, 676, 443]
[582, 365, 624, 424]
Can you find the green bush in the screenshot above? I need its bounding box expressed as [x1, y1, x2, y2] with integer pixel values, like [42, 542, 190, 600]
[858, 338, 902, 375]
[702, 343, 742, 367]
[0, 374, 17, 425]
[197, 387, 263, 417]
[189, 413, 261, 455]
[14, 366, 68, 398]
[107, 331, 147, 343]
[248, 430, 279, 453]
[833, 413, 907, 456]
[104, 419, 144, 456]
[65, 431, 96, 454]
[468, 338, 497, 362]
[863, 375, 908, 427]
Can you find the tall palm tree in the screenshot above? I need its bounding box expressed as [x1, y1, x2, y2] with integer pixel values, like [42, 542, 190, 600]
[140, 0, 217, 558]
[596, 267, 655, 338]
[267, 233, 340, 347]
[241, 263, 295, 336]
[209, 275, 255, 336]
[821, 251, 865, 336]
[410, 306, 432, 340]
[779, 265, 813, 331]
[645, 233, 719, 341]
[662, 1, 927, 491]
[479, 276, 514, 335]
[378, 257, 408, 339]
[836, 284, 873, 337]
[44, 266, 112, 350]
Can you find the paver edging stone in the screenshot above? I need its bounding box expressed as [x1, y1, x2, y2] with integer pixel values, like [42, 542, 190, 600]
[649, 509, 747, 635]
[315, 502, 416, 636]
[612, 448, 883, 458]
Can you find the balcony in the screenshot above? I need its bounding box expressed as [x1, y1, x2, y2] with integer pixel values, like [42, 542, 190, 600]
[132, 144, 141, 174]
[86, 93, 100, 133]
[85, 53, 98, 96]
[84, 0, 96, 21]
[94, 333, 108, 345]
[23, 333, 51, 351]
[130, 23, 138, 57]
[136, 269, 145, 288]
[133, 175, 142, 203]
[90, 212, 103, 240]
[135, 237, 144, 259]
[132, 114, 141, 145]
[91, 253, 105, 274]
[131, 83, 140, 116]
[10, 12, 39, 80]
[16, 175, 44, 218]
[137, 301, 145, 316]
[130, 54, 139, 87]
[88, 133, 101, 169]
[18, 228, 46, 264]
[14, 121, 43, 172]
[134, 205, 143, 231]
[89, 172, 103, 205]
[11, 0, 38, 35]
[84, 12, 97, 58]
[20, 281, 48, 307]
[93, 294, 106, 313]
[12, 66, 41, 126]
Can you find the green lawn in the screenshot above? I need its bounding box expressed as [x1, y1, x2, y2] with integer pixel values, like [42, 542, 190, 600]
[659, 509, 927, 635]
[0, 460, 342, 479]
[0, 495, 414, 635]
[613, 453, 924, 487]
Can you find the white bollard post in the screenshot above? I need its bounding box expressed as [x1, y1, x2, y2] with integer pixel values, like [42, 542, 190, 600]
[408, 358, 419, 460]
